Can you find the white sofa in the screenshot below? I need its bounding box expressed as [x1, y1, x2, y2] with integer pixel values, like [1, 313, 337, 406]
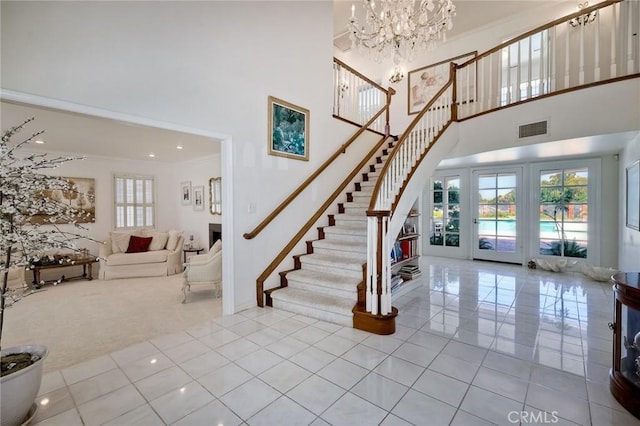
[98, 229, 184, 280]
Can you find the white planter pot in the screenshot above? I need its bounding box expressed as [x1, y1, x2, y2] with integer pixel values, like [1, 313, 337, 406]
[0, 345, 48, 426]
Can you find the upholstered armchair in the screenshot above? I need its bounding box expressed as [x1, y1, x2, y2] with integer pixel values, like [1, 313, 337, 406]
[182, 240, 222, 303]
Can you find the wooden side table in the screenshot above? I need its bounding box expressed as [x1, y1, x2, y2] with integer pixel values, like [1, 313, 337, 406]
[183, 248, 203, 263]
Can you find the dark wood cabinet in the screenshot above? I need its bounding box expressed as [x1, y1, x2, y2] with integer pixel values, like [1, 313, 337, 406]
[610, 272, 640, 420]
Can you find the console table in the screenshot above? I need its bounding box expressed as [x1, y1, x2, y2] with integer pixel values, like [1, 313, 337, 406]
[31, 257, 98, 288]
[609, 272, 640, 419]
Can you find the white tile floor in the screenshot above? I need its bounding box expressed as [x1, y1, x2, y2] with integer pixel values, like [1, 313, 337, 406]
[31, 257, 640, 425]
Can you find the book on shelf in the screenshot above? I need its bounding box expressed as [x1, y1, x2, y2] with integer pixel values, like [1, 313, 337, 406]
[400, 271, 422, 281]
[391, 274, 404, 291]
[399, 265, 419, 273]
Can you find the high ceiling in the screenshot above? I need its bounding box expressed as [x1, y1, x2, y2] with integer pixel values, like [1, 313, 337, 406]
[2, 1, 572, 163]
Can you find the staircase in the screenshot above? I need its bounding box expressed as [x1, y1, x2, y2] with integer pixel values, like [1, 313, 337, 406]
[266, 137, 395, 326]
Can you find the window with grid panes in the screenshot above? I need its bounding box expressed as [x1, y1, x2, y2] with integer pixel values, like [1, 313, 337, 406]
[113, 174, 155, 229]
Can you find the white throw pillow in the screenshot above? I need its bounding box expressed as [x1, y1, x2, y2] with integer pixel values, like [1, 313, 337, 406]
[166, 230, 183, 251]
[110, 232, 132, 254]
[148, 232, 169, 251]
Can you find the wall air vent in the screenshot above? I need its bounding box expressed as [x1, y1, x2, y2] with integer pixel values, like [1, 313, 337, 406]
[519, 120, 548, 138]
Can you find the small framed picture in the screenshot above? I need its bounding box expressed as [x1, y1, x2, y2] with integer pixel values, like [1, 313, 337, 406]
[268, 96, 309, 161]
[193, 185, 205, 211]
[181, 181, 192, 205]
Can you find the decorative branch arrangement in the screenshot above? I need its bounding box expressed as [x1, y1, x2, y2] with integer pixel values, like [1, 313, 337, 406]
[0, 117, 96, 350]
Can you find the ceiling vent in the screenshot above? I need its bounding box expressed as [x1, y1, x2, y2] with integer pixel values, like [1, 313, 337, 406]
[519, 120, 548, 138]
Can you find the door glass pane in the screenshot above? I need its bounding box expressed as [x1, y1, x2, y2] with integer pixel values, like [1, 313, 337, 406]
[539, 167, 588, 258]
[431, 176, 460, 247]
[477, 172, 517, 253]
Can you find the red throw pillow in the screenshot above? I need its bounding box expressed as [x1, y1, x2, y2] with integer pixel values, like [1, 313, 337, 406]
[126, 236, 153, 253]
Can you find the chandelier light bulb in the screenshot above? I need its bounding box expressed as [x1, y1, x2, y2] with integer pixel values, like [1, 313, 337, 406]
[349, 0, 456, 64]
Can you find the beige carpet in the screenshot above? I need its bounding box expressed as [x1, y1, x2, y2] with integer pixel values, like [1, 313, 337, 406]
[2, 274, 222, 373]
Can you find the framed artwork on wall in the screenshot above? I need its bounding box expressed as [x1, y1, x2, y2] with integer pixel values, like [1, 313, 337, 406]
[181, 181, 192, 205]
[193, 185, 205, 211]
[30, 176, 96, 224]
[407, 51, 477, 115]
[268, 96, 309, 161]
[626, 160, 639, 230]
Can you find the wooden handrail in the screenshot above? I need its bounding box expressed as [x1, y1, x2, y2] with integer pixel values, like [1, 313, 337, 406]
[367, 63, 456, 214]
[244, 58, 392, 240]
[244, 107, 388, 240]
[256, 124, 391, 306]
[334, 57, 389, 94]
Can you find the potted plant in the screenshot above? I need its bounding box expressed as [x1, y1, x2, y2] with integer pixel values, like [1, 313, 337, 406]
[1, 118, 93, 426]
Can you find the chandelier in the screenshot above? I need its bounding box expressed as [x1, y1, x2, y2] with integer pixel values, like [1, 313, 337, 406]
[348, 0, 456, 64]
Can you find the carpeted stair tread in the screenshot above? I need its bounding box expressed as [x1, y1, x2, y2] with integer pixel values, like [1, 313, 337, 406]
[324, 223, 367, 236]
[300, 252, 366, 270]
[270, 287, 355, 316]
[285, 269, 360, 292]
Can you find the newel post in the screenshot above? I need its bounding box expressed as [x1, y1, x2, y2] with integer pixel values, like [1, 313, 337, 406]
[450, 63, 458, 121]
[384, 87, 396, 137]
[366, 209, 391, 315]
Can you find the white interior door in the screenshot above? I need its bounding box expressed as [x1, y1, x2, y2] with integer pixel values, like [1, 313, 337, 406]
[472, 169, 523, 264]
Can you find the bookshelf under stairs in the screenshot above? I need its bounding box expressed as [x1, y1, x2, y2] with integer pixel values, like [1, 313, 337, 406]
[265, 137, 396, 327]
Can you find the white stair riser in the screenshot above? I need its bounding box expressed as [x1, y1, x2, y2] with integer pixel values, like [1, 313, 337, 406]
[271, 299, 352, 326]
[322, 233, 367, 244]
[286, 280, 357, 299]
[313, 246, 366, 257]
[301, 261, 363, 279]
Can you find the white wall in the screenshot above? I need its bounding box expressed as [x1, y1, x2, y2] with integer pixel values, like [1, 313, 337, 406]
[1, 1, 358, 312]
[174, 154, 222, 251]
[620, 134, 640, 271]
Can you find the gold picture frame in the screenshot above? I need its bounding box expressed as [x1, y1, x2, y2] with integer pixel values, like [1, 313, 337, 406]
[268, 96, 309, 161]
[209, 177, 222, 215]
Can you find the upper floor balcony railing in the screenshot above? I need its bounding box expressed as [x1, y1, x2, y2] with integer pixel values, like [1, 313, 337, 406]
[456, 0, 639, 120]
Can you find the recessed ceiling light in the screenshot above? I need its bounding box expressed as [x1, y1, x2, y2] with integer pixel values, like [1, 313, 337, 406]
[148, 153, 155, 158]
[35, 140, 46, 144]
[176, 145, 183, 150]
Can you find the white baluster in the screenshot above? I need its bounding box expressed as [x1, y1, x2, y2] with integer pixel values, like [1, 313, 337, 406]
[611, 2, 617, 78]
[626, 0, 634, 74]
[550, 26, 557, 92]
[488, 53, 493, 110]
[366, 217, 374, 312]
[579, 14, 585, 84]
[381, 217, 390, 315]
[565, 22, 570, 88]
[594, 9, 601, 81]
[527, 36, 532, 99]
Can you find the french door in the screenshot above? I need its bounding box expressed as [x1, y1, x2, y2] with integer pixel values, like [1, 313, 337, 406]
[472, 168, 523, 264]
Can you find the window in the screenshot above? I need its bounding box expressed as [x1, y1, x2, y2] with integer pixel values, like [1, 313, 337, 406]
[500, 30, 550, 105]
[430, 176, 460, 247]
[538, 167, 589, 258]
[113, 174, 155, 229]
